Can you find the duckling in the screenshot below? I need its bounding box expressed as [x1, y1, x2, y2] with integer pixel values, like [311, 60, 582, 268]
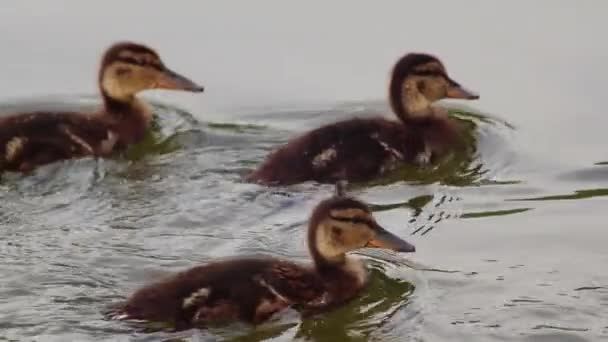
[0, 42, 203, 173]
[249, 53, 479, 185]
[110, 196, 415, 329]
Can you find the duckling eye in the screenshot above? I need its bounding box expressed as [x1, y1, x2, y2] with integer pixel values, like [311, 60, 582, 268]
[149, 62, 164, 70]
[417, 80, 426, 92]
[350, 217, 368, 225]
[331, 226, 343, 237]
[330, 213, 371, 225]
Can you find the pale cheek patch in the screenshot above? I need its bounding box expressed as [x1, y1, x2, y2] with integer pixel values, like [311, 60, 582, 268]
[315, 222, 346, 259]
[316, 220, 372, 259]
[182, 287, 211, 308]
[101, 68, 128, 100]
[101, 63, 149, 100]
[5, 136, 26, 162]
[402, 78, 431, 115]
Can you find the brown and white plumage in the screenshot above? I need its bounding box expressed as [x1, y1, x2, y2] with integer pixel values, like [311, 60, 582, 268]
[249, 53, 479, 185]
[0, 41, 204, 173]
[109, 196, 415, 329]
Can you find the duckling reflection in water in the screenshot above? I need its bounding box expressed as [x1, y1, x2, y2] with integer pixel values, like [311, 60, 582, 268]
[0, 42, 204, 173]
[249, 53, 479, 185]
[109, 195, 415, 329]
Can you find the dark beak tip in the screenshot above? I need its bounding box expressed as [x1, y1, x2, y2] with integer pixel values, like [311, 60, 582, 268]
[194, 86, 205, 93]
[402, 245, 416, 253]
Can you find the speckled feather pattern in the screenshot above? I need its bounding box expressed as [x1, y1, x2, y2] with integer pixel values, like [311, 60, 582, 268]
[0, 42, 165, 172]
[111, 256, 369, 328]
[107, 197, 394, 329]
[249, 52, 474, 185]
[249, 115, 460, 185]
[0, 107, 149, 172]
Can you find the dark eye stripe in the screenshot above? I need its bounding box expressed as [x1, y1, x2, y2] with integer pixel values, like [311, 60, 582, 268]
[411, 70, 445, 77]
[115, 67, 131, 75]
[329, 215, 373, 226]
[117, 57, 141, 65]
[115, 57, 163, 70]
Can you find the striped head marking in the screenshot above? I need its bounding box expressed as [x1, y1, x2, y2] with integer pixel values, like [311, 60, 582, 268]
[389, 53, 479, 117]
[309, 197, 415, 263]
[99, 42, 204, 100]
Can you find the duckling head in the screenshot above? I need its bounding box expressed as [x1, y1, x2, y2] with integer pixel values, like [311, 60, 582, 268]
[389, 53, 478, 120]
[308, 197, 415, 266]
[98, 42, 204, 102]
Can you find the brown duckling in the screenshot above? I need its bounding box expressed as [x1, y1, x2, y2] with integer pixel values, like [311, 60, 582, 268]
[0, 41, 203, 173]
[110, 196, 415, 329]
[249, 53, 479, 185]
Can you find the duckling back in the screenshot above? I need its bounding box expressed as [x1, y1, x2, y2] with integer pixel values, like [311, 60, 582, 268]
[0, 112, 116, 172]
[249, 117, 423, 185]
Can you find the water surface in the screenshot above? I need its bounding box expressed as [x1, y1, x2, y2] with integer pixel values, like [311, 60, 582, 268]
[1, 2, 607, 341]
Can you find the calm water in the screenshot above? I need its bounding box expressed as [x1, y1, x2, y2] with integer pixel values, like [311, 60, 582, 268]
[1, 2, 608, 341]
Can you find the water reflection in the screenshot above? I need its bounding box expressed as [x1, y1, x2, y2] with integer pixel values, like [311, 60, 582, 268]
[368, 194, 434, 215]
[295, 262, 414, 341]
[363, 107, 515, 187]
[2, 92, 605, 341]
[110, 260, 414, 342]
[461, 208, 532, 219]
[512, 188, 608, 202]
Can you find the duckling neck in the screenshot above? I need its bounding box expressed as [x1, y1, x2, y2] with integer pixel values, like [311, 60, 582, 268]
[313, 254, 367, 287]
[97, 92, 153, 146]
[100, 92, 153, 123]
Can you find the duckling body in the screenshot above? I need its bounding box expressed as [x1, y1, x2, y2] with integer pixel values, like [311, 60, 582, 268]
[0, 42, 203, 173]
[0, 108, 138, 172]
[250, 115, 458, 184]
[111, 197, 415, 329]
[249, 53, 478, 185]
[118, 257, 340, 327]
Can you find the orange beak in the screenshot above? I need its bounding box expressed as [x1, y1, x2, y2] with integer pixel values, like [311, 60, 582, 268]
[156, 67, 204, 92]
[446, 78, 479, 100]
[366, 223, 416, 253]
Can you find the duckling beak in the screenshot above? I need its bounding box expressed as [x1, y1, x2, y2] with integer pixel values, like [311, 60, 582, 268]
[366, 224, 416, 253]
[446, 79, 479, 100]
[156, 67, 205, 92]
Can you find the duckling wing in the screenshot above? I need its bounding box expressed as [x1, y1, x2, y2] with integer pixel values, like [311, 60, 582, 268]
[250, 118, 409, 184]
[256, 261, 325, 305]
[112, 257, 317, 327]
[0, 112, 114, 171]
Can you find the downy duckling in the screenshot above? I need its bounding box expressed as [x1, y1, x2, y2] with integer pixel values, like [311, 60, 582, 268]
[0, 42, 203, 173]
[249, 53, 479, 185]
[110, 196, 415, 329]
